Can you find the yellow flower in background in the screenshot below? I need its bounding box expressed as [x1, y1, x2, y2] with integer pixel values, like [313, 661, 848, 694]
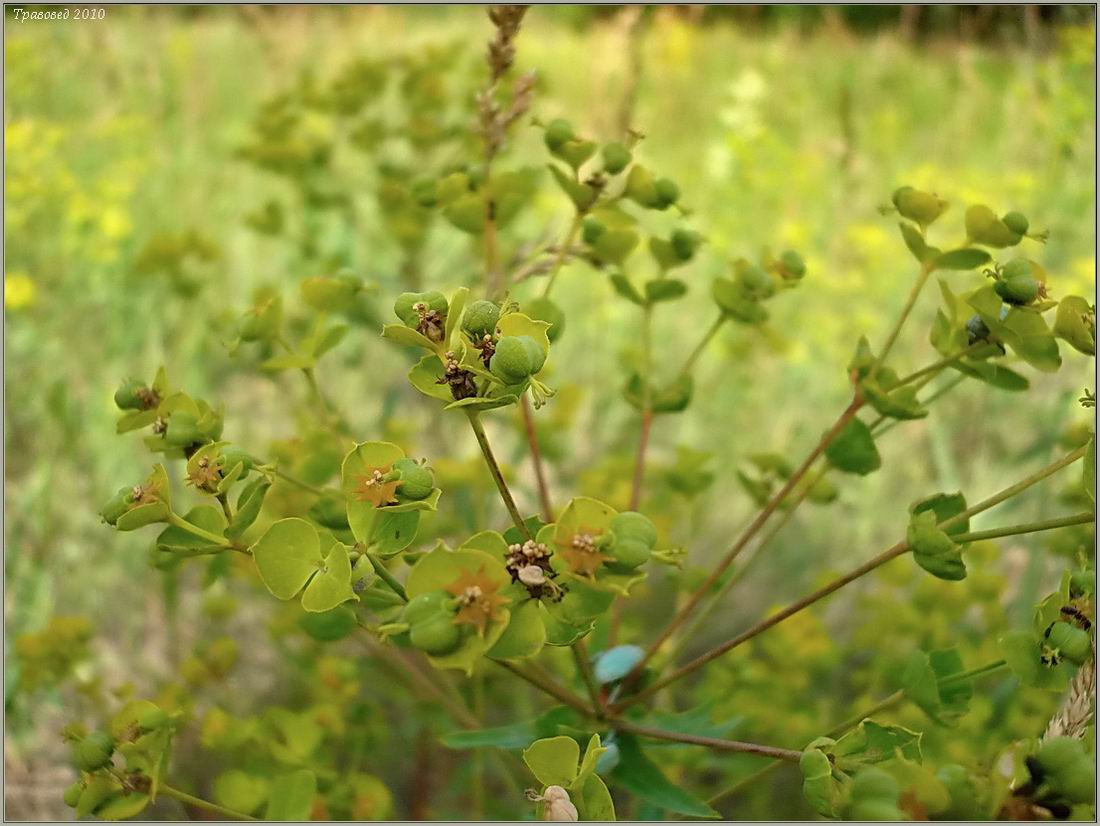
[5, 272, 37, 310]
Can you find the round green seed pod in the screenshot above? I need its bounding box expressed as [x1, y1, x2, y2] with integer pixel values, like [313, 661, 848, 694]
[1036, 736, 1086, 775]
[739, 264, 777, 300]
[100, 487, 133, 526]
[136, 705, 169, 732]
[219, 445, 252, 476]
[1001, 211, 1029, 236]
[393, 457, 434, 501]
[1070, 570, 1096, 598]
[610, 537, 651, 569]
[490, 335, 541, 384]
[63, 782, 84, 808]
[543, 118, 575, 153]
[671, 229, 702, 262]
[850, 767, 899, 801]
[113, 378, 147, 411]
[994, 260, 1040, 306]
[1056, 759, 1096, 804]
[610, 511, 658, 548]
[164, 412, 200, 448]
[409, 613, 462, 656]
[74, 731, 115, 772]
[462, 300, 501, 338]
[653, 178, 680, 209]
[394, 291, 448, 329]
[1046, 621, 1092, 665]
[779, 250, 806, 279]
[602, 142, 632, 174]
[525, 297, 566, 343]
[403, 590, 453, 626]
[849, 801, 903, 820]
[582, 216, 606, 245]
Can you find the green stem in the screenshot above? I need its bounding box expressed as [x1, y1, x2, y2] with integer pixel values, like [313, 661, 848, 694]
[366, 552, 408, 602]
[542, 212, 583, 298]
[677, 314, 727, 380]
[270, 467, 327, 497]
[868, 262, 932, 380]
[615, 446, 1087, 711]
[160, 784, 258, 821]
[166, 512, 231, 547]
[954, 512, 1094, 544]
[891, 341, 990, 389]
[937, 659, 1008, 688]
[465, 410, 531, 539]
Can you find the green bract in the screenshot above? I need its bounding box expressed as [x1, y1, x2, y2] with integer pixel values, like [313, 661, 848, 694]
[249, 518, 357, 612]
[405, 542, 512, 674]
[524, 734, 615, 822]
[965, 204, 1022, 248]
[892, 185, 949, 228]
[340, 442, 440, 551]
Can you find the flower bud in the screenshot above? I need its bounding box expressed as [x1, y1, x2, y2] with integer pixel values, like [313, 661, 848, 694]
[490, 335, 545, 385]
[394, 291, 449, 329]
[1001, 211, 1029, 236]
[73, 731, 115, 772]
[653, 178, 680, 210]
[543, 119, 575, 153]
[993, 258, 1041, 306]
[113, 378, 148, 411]
[541, 786, 578, 822]
[602, 142, 632, 174]
[100, 487, 133, 526]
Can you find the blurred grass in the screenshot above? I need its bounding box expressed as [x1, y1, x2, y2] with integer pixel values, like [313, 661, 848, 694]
[4, 2, 1095, 760]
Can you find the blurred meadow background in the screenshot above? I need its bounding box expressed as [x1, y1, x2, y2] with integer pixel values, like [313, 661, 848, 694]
[4, 4, 1097, 820]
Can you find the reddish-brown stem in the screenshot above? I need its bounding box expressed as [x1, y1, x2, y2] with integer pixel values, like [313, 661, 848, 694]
[624, 393, 864, 685]
[492, 659, 594, 717]
[614, 444, 1088, 712]
[519, 395, 554, 522]
[611, 719, 803, 762]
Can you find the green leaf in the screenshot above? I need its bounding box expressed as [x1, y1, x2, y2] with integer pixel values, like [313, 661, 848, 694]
[488, 598, 547, 659]
[408, 354, 455, 402]
[300, 541, 357, 612]
[214, 770, 267, 815]
[1053, 295, 1096, 355]
[910, 492, 969, 535]
[951, 359, 1029, 392]
[523, 736, 580, 787]
[260, 353, 316, 372]
[573, 734, 607, 790]
[228, 477, 270, 540]
[576, 774, 616, 821]
[933, 248, 991, 271]
[441, 720, 539, 750]
[251, 518, 323, 600]
[907, 510, 966, 581]
[898, 221, 929, 262]
[998, 630, 1072, 690]
[609, 274, 645, 305]
[712, 277, 768, 324]
[645, 279, 688, 303]
[370, 510, 421, 557]
[825, 418, 881, 475]
[382, 323, 438, 352]
[1001, 308, 1062, 373]
[155, 505, 226, 557]
[832, 720, 922, 770]
[341, 441, 406, 544]
[901, 648, 972, 726]
[610, 734, 719, 818]
[861, 378, 928, 420]
[298, 606, 358, 642]
[95, 792, 151, 821]
[264, 769, 316, 821]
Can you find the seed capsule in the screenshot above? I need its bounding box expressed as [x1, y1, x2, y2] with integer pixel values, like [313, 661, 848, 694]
[73, 731, 115, 772]
[393, 457, 434, 501]
[602, 142, 632, 174]
[892, 186, 949, 227]
[462, 300, 501, 338]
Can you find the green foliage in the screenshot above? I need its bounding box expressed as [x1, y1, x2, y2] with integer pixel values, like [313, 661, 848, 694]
[12, 6, 1095, 823]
